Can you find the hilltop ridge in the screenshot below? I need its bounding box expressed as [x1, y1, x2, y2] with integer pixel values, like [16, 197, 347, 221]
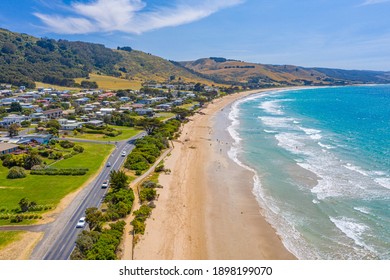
[1, 28, 390, 90]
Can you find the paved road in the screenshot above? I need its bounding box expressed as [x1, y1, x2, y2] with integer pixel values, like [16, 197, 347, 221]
[29, 131, 146, 260]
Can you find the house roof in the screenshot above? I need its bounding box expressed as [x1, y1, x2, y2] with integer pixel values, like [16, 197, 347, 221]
[0, 143, 19, 152]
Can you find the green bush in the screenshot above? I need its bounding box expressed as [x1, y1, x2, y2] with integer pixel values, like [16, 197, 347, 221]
[7, 166, 27, 179]
[59, 140, 75, 149]
[129, 161, 149, 171]
[140, 188, 157, 202]
[30, 168, 88, 176]
[73, 145, 84, 153]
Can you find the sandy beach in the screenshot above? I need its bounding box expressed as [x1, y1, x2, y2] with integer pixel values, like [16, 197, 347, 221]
[133, 89, 296, 260]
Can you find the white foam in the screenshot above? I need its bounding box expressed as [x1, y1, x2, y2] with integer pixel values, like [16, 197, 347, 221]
[299, 126, 322, 135]
[259, 116, 295, 129]
[354, 207, 371, 215]
[330, 217, 371, 250]
[344, 163, 369, 176]
[259, 100, 285, 115]
[318, 142, 334, 149]
[375, 178, 390, 189]
[263, 129, 277, 134]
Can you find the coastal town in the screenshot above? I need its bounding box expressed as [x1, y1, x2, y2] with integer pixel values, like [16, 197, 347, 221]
[0, 81, 221, 148]
[0, 80, 243, 260]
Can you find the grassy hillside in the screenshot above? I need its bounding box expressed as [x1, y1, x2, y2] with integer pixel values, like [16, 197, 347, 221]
[180, 57, 390, 86]
[114, 50, 217, 86]
[0, 28, 216, 89]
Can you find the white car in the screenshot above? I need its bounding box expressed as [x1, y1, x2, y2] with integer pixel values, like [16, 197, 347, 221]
[121, 151, 126, 157]
[101, 180, 109, 189]
[106, 161, 111, 167]
[76, 217, 86, 228]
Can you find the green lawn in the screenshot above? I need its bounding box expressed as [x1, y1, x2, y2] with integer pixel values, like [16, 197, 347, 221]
[0, 142, 113, 215]
[0, 231, 24, 250]
[155, 112, 176, 122]
[67, 126, 142, 141]
[178, 102, 199, 110]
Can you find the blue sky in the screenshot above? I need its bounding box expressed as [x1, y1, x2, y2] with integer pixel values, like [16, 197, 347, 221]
[1, 0, 390, 70]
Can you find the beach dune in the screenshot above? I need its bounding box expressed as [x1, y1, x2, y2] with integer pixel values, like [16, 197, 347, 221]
[133, 90, 296, 260]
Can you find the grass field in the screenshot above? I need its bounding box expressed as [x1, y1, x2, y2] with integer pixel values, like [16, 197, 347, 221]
[0, 231, 24, 250]
[68, 126, 142, 141]
[75, 74, 142, 90]
[0, 142, 113, 216]
[155, 112, 176, 122]
[34, 82, 79, 91]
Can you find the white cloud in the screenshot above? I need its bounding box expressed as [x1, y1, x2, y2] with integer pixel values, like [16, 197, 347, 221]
[34, 0, 244, 34]
[360, 0, 390, 6]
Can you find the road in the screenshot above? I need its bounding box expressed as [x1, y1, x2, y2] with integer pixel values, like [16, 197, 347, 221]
[29, 131, 146, 260]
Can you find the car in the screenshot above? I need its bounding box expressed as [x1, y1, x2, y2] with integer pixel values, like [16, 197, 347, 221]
[106, 161, 111, 167]
[121, 151, 126, 157]
[101, 180, 109, 189]
[76, 217, 86, 228]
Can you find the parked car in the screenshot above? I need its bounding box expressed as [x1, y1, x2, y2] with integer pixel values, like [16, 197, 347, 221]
[101, 180, 109, 189]
[76, 217, 86, 228]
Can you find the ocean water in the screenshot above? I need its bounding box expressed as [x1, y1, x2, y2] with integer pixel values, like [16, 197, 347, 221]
[227, 85, 390, 259]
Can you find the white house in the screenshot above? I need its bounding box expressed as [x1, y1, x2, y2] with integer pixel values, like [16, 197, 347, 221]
[0, 114, 29, 127]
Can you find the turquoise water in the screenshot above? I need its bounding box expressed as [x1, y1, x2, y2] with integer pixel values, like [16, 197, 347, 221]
[228, 85, 390, 259]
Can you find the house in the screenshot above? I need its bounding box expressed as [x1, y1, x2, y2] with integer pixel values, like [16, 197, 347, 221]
[61, 121, 84, 131]
[131, 104, 145, 109]
[30, 112, 47, 121]
[87, 120, 104, 127]
[75, 97, 90, 105]
[119, 97, 130, 102]
[99, 108, 116, 115]
[0, 98, 18, 106]
[135, 108, 154, 116]
[0, 115, 29, 127]
[0, 143, 19, 154]
[173, 99, 184, 106]
[17, 134, 52, 144]
[156, 103, 172, 111]
[0, 90, 13, 97]
[42, 109, 63, 119]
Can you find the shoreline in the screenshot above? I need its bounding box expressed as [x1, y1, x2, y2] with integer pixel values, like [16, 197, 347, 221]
[133, 88, 296, 260]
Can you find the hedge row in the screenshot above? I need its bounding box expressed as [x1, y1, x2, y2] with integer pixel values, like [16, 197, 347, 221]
[31, 168, 89, 176]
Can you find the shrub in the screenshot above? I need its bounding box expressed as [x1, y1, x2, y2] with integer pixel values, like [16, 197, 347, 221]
[30, 168, 88, 176]
[129, 161, 149, 171]
[140, 188, 157, 202]
[59, 140, 75, 149]
[73, 145, 84, 153]
[155, 164, 164, 173]
[48, 151, 63, 160]
[7, 166, 26, 179]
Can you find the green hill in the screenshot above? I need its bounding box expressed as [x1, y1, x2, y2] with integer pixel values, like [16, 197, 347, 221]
[1, 28, 390, 90]
[0, 28, 214, 89]
[180, 57, 390, 87]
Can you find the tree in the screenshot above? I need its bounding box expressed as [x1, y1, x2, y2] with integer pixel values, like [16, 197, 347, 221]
[8, 123, 20, 137]
[172, 107, 191, 121]
[18, 197, 37, 212]
[48, 127, 59, 137]
[24, 151, 43, 170]
[46, 119, 60, 130]
[7, 166, 27, 179]
[85, 207, 104, 231]
[140, 117, 162, 135]
[109, 170, 128, 191]
[10, 102, 22, 112]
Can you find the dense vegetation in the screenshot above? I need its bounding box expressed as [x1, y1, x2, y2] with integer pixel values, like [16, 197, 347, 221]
[124, 118, 181, 174]
[0, 28, 213, 88]
[71, 170, 134, 260]
[0, 28, 121, 87]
